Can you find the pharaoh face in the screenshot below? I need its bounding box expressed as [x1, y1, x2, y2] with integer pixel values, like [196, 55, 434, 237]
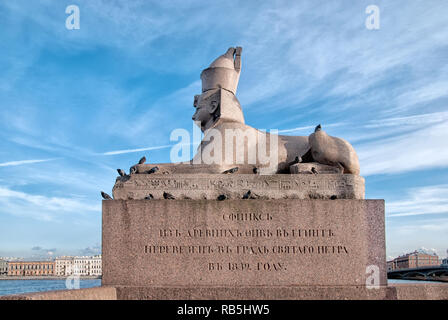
[192, 91, 220, 131]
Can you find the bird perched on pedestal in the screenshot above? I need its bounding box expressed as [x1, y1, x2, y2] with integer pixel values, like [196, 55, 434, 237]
[242, 190, 260, 199]
[129, 156, 147, 175]
[144, 194, 154, 200]
[222, 167, 238, 174]
[138, 156, 146, 164]
[163, 192, 175, 200]
[147, 166, 159, 174]
[101, 191, 113, 200]
[311, 167, 318, 174]
[288, 156, 302, 167]
[217, 194, 227, 201]
[117, 169, 126, 177]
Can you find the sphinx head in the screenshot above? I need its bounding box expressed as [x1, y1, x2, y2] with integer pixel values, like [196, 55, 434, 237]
[192, 88, 245, 132]
[193, 47, 245, 132]
[192, 89, 220, 132]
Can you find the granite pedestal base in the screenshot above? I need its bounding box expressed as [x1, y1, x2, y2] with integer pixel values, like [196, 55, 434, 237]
[102, 199, 386, 288]
[3, 283, 448, 300]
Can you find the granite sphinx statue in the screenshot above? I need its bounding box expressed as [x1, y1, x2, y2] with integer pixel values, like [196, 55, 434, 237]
[133, 46, 360, 175]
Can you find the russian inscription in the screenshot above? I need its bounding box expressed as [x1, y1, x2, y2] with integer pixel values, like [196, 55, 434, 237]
[143, 210, 349, 273]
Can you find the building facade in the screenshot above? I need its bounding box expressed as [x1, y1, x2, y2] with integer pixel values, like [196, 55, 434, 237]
[7, 261, 55, 276]
[387, 260, 395, 271]
[0, 259, 8, 275]
[390, 251, 439, 270]
[73, 255, 102, 276]
[5, 256, 101, 277]
[55, 255, 101, 276]
[55, 256, 74, 276]
[88, 255, 102, 276]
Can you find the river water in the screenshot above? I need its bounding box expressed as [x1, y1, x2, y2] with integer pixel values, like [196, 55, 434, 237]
[0, 279, 101, 296]
[387, 279, 446, 284]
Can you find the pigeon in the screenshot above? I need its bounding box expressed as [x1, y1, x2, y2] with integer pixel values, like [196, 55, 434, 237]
[144, 194, 154, 200]
[138, 156, 146, 165]
[117, 169, 126, 177]
[288, 156, 302, 166]
[147, 166, 159, 174]
[242, 190, 252, 199]
[222, 167, 238, 174]
[330, 195, 337, 200]
[243, 190, 259, 199]
[311, 167, 318, 174]
[253, 167, 259, 174]
[101, 191, 113, 200]
[130, 166, 137, 174]
[315, 124, 322, 132]
[163, 192, 175, 200]
[217, 194, 227, 201]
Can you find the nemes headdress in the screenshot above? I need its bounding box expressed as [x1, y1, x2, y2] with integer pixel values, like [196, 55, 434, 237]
[200, 47, 242, 95]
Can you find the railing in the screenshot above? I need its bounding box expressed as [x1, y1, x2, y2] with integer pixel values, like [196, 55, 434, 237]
[388, 265, 448, 282]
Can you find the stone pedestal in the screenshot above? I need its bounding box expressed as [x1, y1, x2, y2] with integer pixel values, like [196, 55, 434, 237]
[102, 199, 386, 288]
[4, 283, 448, 300]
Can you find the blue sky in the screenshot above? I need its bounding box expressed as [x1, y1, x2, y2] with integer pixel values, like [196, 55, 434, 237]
[0, 0, 447, 260]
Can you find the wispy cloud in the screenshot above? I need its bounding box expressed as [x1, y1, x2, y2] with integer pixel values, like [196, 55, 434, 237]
[31, 246, 57, 257]
[277, 125, 315, 134]
[0, 158, 60, 167]
[387, 184, 448, 217]
[237, 1, 448, 111]
[79, 245, 101, 256]
[0, 187, 100, 221]
[363, 111, 448, 129]
[393, 81, 448, 114]
[357, 121, 448, 176]
[386, 216, 448, 258]
[336, 110, 448, 145]
[101, 145, 172, 156]
[278, 122, 345, 134]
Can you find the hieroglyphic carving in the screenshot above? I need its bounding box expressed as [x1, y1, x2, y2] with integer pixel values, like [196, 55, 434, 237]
[112, 174, 364, 200]
[119, 175, 362, 191]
